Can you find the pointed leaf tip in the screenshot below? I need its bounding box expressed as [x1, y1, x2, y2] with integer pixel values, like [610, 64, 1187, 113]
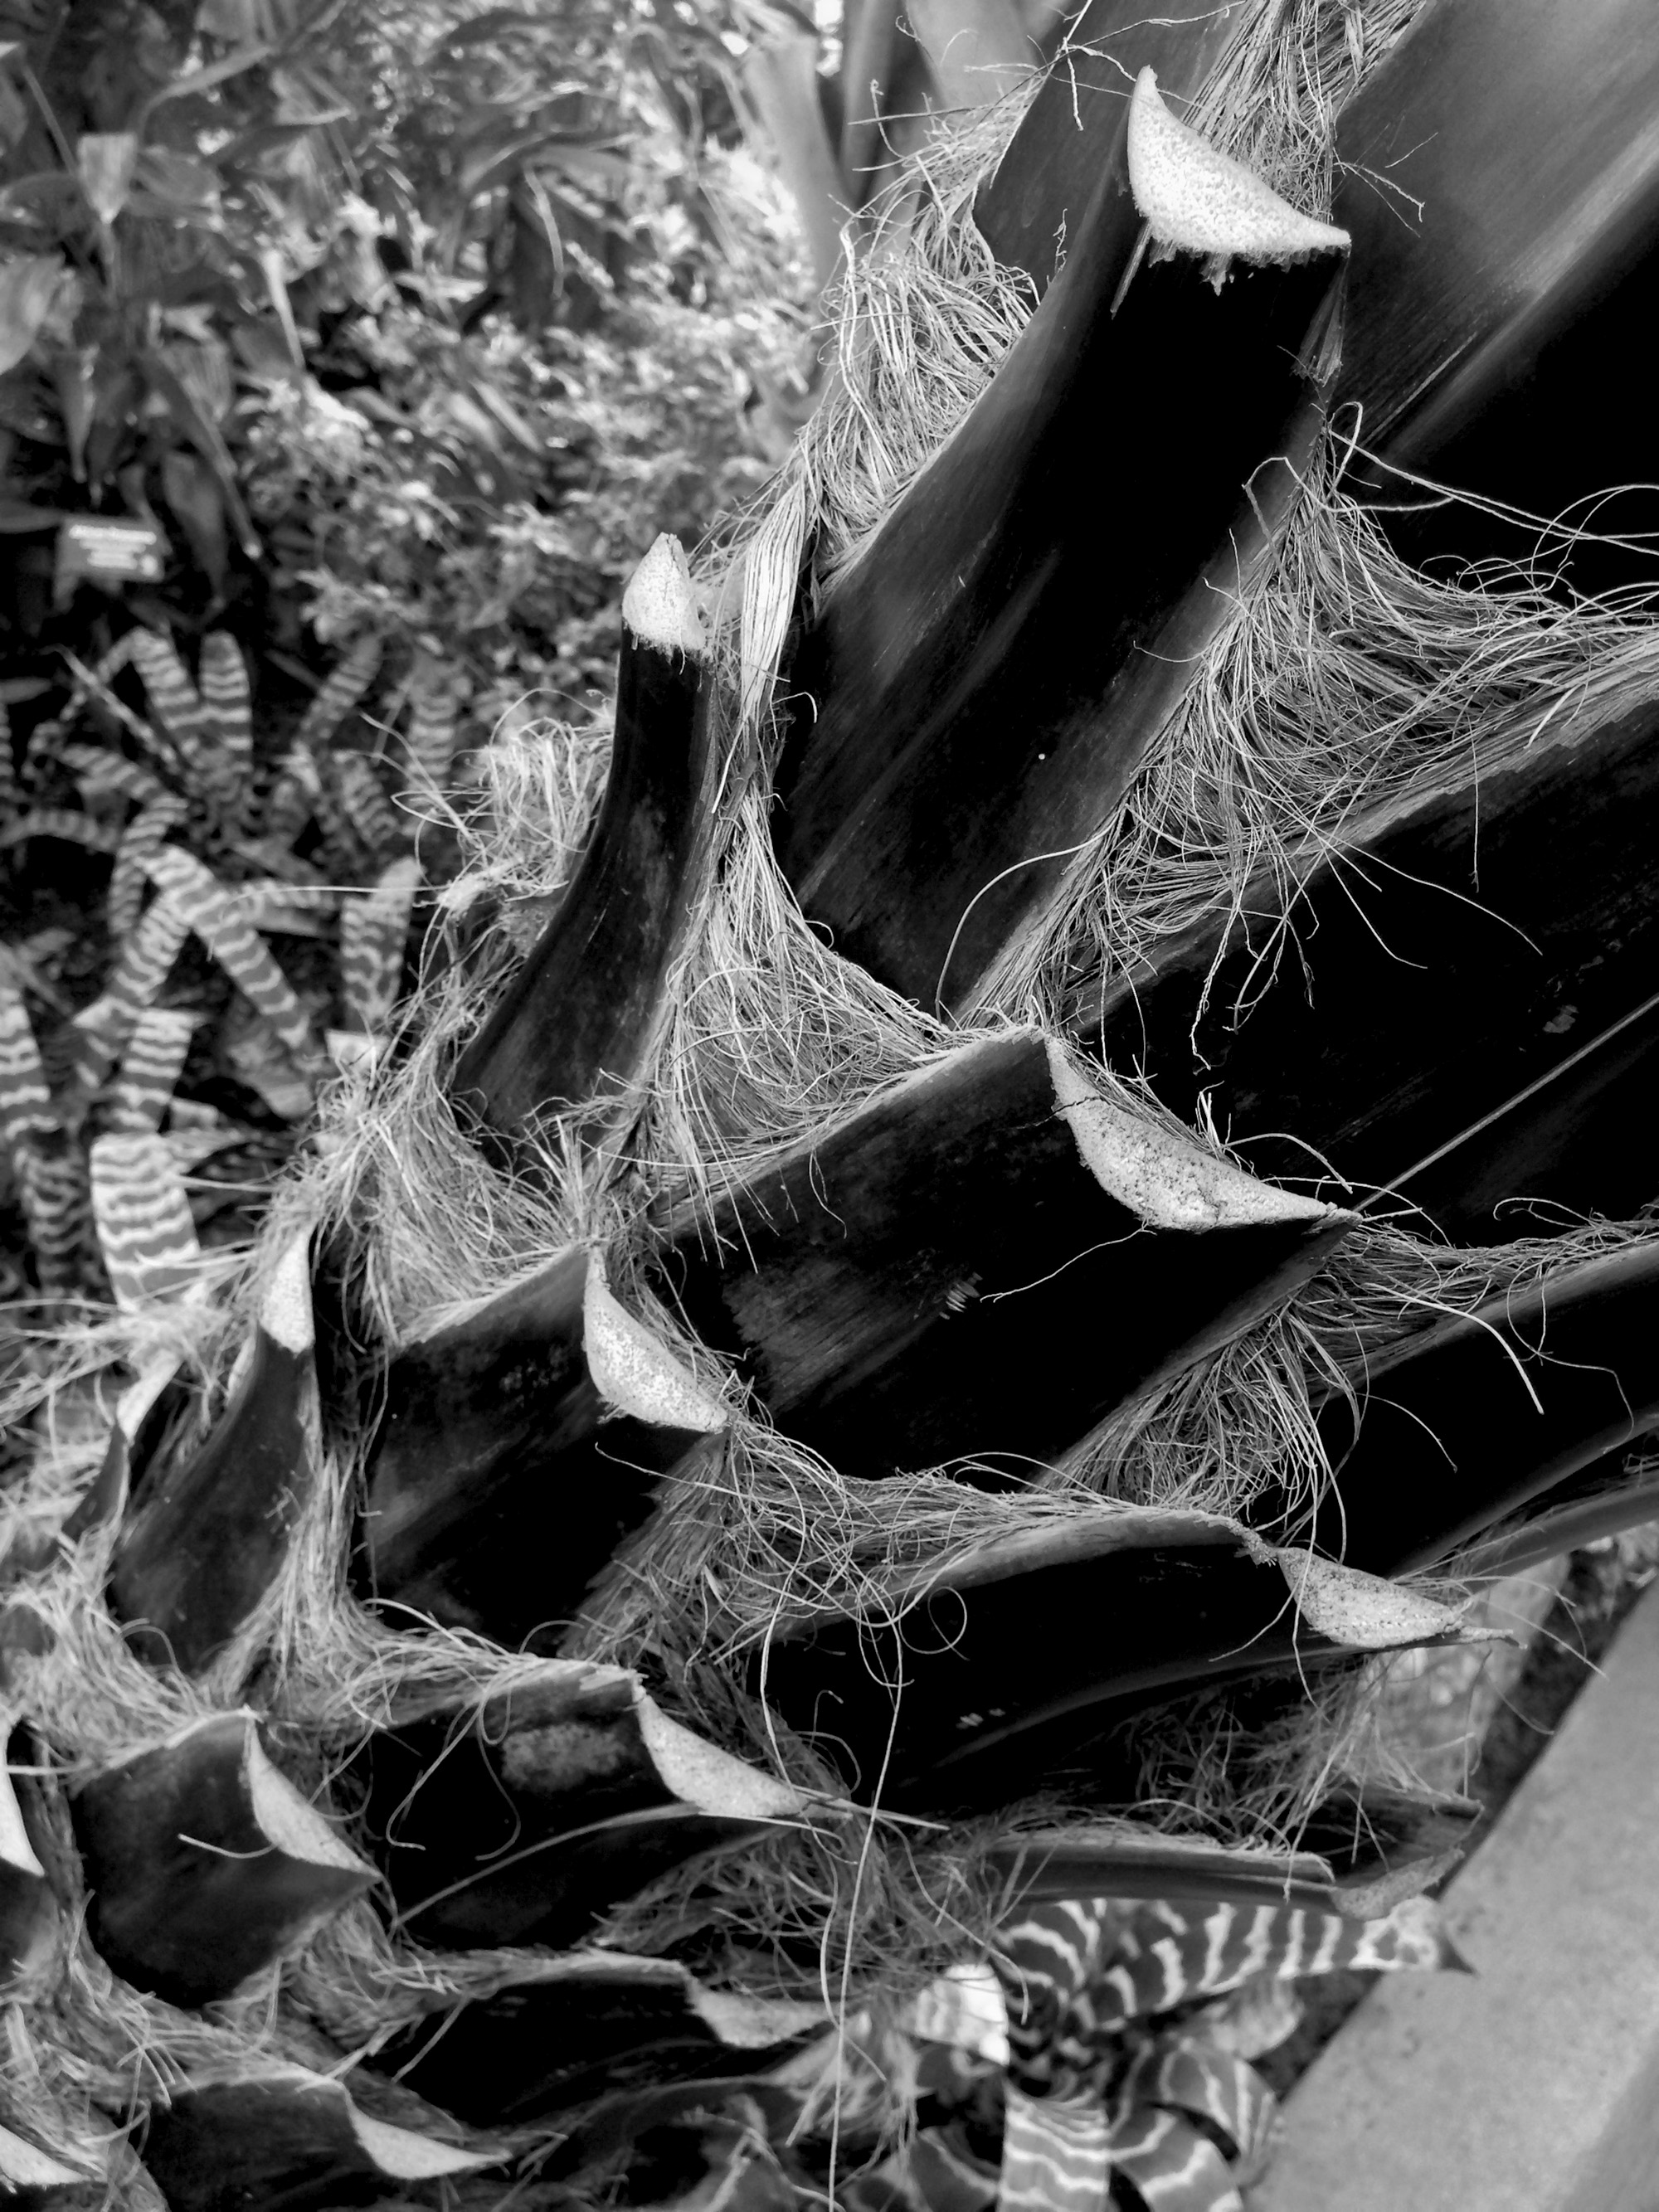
[259, 1228, 314, 1356]
[1127, 68, 1350, 266]
[622, 534, 707, 655]
[582, 1254, 728, 1432]
[1047, 1038, 1334, 1231]
[635, 1695, 803, 1821]
[0, 2122, 88, 2191]
[1277, 1550, 1477, 1650]
[909, 1966, 1010, 2066]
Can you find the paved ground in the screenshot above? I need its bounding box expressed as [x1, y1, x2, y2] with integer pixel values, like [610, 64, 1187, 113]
[1253, 1573, 1659, 2212]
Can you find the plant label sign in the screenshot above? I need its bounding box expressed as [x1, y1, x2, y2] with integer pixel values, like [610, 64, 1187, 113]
[55, 519, 166, 598]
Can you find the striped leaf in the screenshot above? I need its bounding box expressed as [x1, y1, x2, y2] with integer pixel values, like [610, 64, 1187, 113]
[339, 857, 419, 1035]
[227, 1018, 315, 1121]
[162, 1096, 246, 1171]
[60, 744, 168, 810]
[999, 1897, 1456, 2088]
[166, 1123, 246, 1173]
[915, 2038, 1001, 2107]
[90, 1131, 201, 1308]
[108, 1006, 198, 1131]
[902, 2126, 1000, 2212]
[294, 634, 382, 753]
[0, 983, 56, 1155]
[140, 846, 313, 1057]
[325, 1027, 377, 1074]
[127, 630, 214, 792]
[1119, 2037, 1276, 2177]
[999, 2088, 1109, 2212]
[15, 1139, 88, 1296]
[1106, 2106, 1243, 2212]
[1194, 1976, 1303, 2063]
[0, 809, 121, 854]
[67, 997, 130, 1102]
[232, 880, 343, 937]
[109, 795, 189, 941]
[331, 749, 406, 858]
[20, 712, 65, 789]
[69, 898, 192, 1096]
[197, 631, 254, 815]
[60, 649, 173, 772]
[255, 745, 317, 853]
[167, 1096, 223, 1130]
[401, 670, 460, 790]
[912, 1966, 1011, 2067]
[308, 746, 362, 877]
[226, 834, 327, 887]
[86, 632, 139, 685]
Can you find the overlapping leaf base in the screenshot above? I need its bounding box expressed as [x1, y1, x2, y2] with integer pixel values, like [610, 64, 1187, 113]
[6, 1, 1659, 2205]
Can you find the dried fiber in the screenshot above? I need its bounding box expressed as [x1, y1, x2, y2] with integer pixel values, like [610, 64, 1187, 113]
[6, 0, 1659, 2183]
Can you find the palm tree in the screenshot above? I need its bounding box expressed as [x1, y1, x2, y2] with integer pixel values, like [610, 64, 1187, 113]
[6, 2, 1659, 2205]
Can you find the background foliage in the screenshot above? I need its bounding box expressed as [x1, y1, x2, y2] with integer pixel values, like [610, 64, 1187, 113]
[0, 0, 809, 1296]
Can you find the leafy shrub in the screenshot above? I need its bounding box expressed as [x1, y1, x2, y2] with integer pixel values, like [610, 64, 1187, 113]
[244, 266, 790, 720]
[1, 0, 805, 695]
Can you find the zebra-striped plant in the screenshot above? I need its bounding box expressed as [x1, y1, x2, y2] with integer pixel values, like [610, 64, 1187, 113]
[531, 1879, 1464, 2212]
[1, 629, 447, 1295]
[868, 1892, 1463, 2212]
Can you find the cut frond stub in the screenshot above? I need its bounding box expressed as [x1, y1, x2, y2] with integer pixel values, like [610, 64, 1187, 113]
[71, 1711, 375, 2008]
[1127, 67, 1350, 270]
[137, 2072, 497, 2210]
[622, 532, 708, 657]
[0, 2122, 89, 2192]
[583, 1253, 727, 1432]
[109, 1228, 318, 1674]
[1048, 1039, 1336, 1231]
[1277, 1550, 1485, 1652]
[0, 1751, 55, 1986]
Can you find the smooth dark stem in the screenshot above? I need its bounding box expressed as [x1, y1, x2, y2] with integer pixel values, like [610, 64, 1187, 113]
[450, 606, 718, 1148]
[773, 121, 1341, 1010]
[1071, 693, 1659, 1239]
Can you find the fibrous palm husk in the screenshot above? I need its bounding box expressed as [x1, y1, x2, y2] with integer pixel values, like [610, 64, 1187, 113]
[6, 0, 1659, 2195]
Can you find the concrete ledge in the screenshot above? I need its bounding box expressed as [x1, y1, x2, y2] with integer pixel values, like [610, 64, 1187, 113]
[1253, 1575, 1659, 2212]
